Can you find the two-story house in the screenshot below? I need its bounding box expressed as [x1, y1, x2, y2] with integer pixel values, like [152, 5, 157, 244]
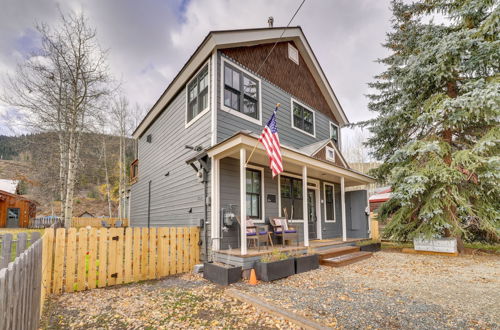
[130, 27, 374, 262]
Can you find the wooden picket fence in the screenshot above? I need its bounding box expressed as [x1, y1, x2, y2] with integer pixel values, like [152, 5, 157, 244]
[1, 232, 42, 269]
[71, 217, 129, 228]
[0, 232, 43, 330]
[41, 226, 199, 295]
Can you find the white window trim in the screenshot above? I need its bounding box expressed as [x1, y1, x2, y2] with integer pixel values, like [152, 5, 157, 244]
[246, 164, 265, 224]
[185, 59, 211, 128]
[291, 97, 316, 138]
[277, 172, 319, 223]
[323, 182, 336, 223]
[288, 43, 299, 65]
[220, 57, 262, 126]
[329, 121, 341, 147]
[325, 146, 336, 162]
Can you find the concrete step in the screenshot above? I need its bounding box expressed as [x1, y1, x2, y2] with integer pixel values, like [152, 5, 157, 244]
[318, 246, 360, 260]
[320, 251, 373, 267]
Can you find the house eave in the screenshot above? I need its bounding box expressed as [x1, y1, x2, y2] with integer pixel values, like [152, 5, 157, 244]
[132, 26, 349, 139]
[206, 132, 375, 185]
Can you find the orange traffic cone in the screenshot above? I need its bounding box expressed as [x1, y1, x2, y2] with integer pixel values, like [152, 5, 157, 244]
[249, 269, 258, 285]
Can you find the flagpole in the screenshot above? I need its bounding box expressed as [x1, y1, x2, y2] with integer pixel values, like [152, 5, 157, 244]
[244, 103, 280, 168]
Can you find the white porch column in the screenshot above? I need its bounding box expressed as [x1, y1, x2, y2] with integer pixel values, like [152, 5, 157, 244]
[302, 165, 309, 247]
[341, 176, 347, 241]
[211, 157, 220, 251]
[240, 148, 247, 255]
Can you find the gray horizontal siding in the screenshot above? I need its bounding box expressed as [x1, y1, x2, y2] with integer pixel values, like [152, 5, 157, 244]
[130, 69, 212, 230]
[216, 52, 332, 149]
[218, 157, 344, 248]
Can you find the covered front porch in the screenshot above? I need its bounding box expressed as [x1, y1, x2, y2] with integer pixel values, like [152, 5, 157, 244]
[208, 132, 375, 261]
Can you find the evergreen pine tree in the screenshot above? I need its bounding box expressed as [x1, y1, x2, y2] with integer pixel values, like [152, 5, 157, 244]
[362, 0, 500, 246]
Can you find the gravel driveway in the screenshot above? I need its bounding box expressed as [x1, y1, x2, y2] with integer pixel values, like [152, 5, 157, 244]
[41, 251, 499, 329]
[236, 251, 500, 329]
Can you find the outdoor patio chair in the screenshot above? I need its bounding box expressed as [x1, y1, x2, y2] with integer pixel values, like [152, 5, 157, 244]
[101, 220, 111, 228]
[271, 217, 299, 247]
[236, 216, 270, 251]
[114, 220, 123, 228]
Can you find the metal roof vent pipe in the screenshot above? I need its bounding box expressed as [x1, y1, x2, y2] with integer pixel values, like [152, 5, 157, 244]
[268, 16, 274, 28]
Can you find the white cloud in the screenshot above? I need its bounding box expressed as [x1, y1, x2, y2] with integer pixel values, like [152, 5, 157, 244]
[0, 0, 392, 137]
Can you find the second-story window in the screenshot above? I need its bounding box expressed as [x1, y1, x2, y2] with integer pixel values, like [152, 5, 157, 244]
[224, 63, 259, 120]
[330, 122, 339, 145]
[292, 100, 315, 136]
[187, 64, 209, 123]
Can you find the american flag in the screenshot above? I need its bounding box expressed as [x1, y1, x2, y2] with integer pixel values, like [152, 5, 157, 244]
[259, 107, 283, 177]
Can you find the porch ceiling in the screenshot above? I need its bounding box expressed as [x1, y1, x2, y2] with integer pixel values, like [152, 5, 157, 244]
[207, 132, 375, 187]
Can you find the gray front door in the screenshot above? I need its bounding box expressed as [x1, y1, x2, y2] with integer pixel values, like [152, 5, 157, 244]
[345, 190, 369, 238]
[7, 208, 20, 228]
[307, 189, 317, 239]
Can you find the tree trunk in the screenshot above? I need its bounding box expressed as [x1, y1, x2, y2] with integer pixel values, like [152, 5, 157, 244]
[64, 131, 76, 228]
[444, 81, 464, 253]
[102, 138, 112, 218]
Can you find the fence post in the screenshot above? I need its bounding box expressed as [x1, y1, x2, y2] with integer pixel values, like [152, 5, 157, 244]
[1, 233, 13, 269]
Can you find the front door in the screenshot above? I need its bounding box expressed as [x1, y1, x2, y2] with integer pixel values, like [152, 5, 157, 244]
[307, 189, 317, 239]
[7, 208, 20, 228]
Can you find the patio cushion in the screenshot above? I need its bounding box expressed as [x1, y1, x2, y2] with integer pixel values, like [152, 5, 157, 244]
[246, 219, 256, 234]
[278, 218, 289, 230]
[246, 231, 267, 236]
[274, 230, 297, 234]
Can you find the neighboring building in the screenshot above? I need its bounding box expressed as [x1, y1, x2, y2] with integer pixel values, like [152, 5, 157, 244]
[130, 27, 374, 260]
[369, 187, 392, 213]
[0, 190, 36, 228]
[78, 211, 95, 218]
[0, 179, 19, 194]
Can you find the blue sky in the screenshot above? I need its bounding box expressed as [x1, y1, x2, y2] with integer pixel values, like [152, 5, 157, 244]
[0, 0, 392, 148]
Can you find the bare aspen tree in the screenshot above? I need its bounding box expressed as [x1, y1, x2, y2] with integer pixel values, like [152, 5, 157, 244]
[2, 11, 111, 226]
[111, 96, 130, 219]
[101, 136, 113, 218]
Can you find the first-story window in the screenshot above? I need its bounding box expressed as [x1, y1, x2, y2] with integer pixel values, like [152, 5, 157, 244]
[224, 63, 259, 120]
[280, 176, 303, 220]
[246, 169, 261, 218]
[325, 184, 335, 221]
[292, 101, 315, 135]
[187, 64, 209, 123]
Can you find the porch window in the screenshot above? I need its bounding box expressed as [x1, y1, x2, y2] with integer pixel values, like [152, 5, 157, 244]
[246, 169, 261, 218]
[280, 176, 303, 220]
[187, 64, 209, 123]
[324, 183, 336, 222]
[292, 100, 315, 136]
[224, 63, 259, 120]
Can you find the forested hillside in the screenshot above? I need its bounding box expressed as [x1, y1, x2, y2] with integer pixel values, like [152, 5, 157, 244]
[0, 132, 135, 216]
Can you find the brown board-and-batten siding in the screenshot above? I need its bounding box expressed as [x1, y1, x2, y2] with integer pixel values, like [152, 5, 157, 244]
[216, 51, 336, 149]
[129, 59, 213, 259]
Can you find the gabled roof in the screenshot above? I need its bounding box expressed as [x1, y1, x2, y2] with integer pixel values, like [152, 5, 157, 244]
[133, 26, 349, 138]
[299, 139, 349, 168]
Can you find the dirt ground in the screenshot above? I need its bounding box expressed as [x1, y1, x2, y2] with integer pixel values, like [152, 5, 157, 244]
[41, 251, 499, 329]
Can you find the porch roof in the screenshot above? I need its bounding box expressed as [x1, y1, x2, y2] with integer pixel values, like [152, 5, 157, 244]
[206, 131, 375, 187]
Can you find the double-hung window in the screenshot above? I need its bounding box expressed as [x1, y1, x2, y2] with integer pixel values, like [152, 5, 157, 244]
[187, 64, 209, 124]
[330, 122, 339, 145]
[224, 63, 259, 120]
[292, 100, 315, 136]
[246, 169, 261, 219]
[324, 183, 336, 222]
[280, 176, 303, 220]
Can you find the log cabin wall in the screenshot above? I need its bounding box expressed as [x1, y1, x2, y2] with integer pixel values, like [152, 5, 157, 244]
[0, 190, 36, 228]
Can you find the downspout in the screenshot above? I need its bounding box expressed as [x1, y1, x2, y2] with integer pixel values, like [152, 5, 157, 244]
[203, 169, 209, 260]
[147, 180, 151, 228]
